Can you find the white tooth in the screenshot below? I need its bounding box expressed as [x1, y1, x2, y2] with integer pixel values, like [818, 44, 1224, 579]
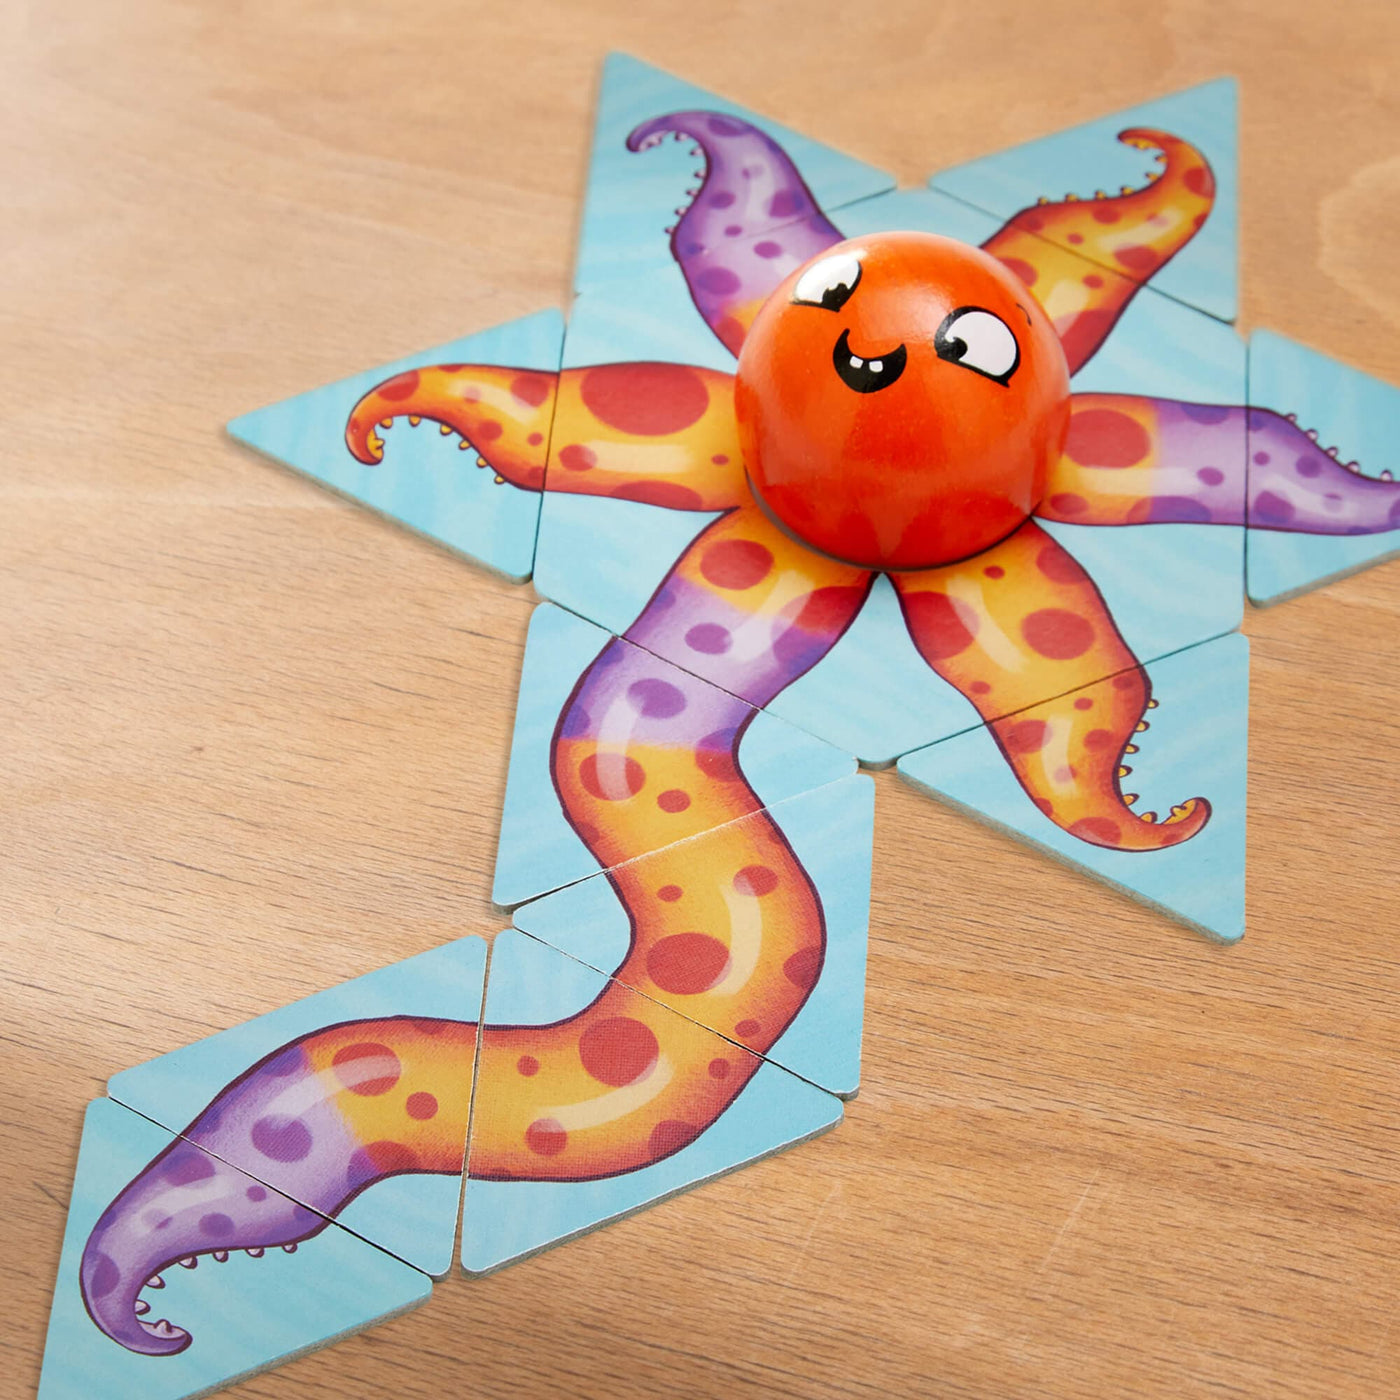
[850, 355, 864, 369]
[134, 1300, 150, 1316]
[869, 360, 883, 373]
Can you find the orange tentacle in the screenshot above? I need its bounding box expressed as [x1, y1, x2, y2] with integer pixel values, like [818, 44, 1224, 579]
[345, 363, 556, 490]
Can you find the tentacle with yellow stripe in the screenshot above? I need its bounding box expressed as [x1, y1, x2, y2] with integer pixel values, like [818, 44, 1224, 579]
[891, 519, 1209, 851]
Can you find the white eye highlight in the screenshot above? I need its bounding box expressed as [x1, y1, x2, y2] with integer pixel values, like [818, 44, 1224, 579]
[934, 306, 1020, 384]
[791, 250, 863, 312]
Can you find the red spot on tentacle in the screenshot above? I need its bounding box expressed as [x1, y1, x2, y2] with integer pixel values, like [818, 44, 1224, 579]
[331, 1043, 401, 1096]
[558, 444, 596, 472]
[700, 539, 774, 589]
[733, 865, 778, 896]
[648, 933, 731, 994]
[406, 1093, 438, 1120]
[783, 947, 822, 990]
[526, 1119, 567, 1156]
[1003, 719, 1051, 754]
[511, 373, 552, 407]
[580, 363, 710, 435]
[579, 753, 646, 800]
[902, 591, 979, 659]
[376, 371, 421, 402]
[649, 1121, 700, 1156]
[1069, 817, 1122, 845]
[1065, 408, 1151, 468]
[517, 1055, 540, 1077]
[1022, 608, 1095, 661]
[1035, 545, 1091, 585]
[578, 1017, 659, 1086]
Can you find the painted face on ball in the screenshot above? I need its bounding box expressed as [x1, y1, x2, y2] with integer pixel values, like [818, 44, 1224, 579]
[735, 231, 1072, 571]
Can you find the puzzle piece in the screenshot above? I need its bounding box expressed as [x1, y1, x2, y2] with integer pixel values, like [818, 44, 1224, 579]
[460, 928, 843, 1274]
[493, 602, 856, 908]
[512, 772, 874, 1097]
[108, 938, 487, 1276]
[931, 78, 1238, 324]
[39, 1099, 430, 1398]
[227, 309, 564, 581]
[575, 52, 893, 295]
[1245, 329, 1400, 604]
[897, 632, 1249, 942]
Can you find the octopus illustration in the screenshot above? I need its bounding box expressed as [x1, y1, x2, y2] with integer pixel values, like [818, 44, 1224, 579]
[74, 103, 1400, 1366]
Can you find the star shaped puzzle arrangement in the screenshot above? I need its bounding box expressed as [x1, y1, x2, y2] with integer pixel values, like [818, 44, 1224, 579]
[37, 52, 1400, 1400]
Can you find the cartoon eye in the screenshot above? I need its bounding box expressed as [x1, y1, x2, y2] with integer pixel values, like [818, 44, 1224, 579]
[934, 306, 1020, 384]
[791, 250, 863, 312]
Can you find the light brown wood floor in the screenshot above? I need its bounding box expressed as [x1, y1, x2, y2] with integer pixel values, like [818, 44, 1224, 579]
[5, 2, 1400, 1396]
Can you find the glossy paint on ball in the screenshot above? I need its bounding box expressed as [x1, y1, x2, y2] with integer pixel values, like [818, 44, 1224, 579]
[735, 232, 1072, 570]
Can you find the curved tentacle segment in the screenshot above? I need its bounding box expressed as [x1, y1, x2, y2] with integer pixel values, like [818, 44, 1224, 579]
[1000, 128, 1216, 287]
[1246, 406, 1400, 534]
[81, 1136, 327, 1357]
[345, 364, 557, 490]
[988, 667, 1210, 850]
[891, 520, 1209, 850]
[628, 110, 844, 355]
[84, 1018, 476, 1353]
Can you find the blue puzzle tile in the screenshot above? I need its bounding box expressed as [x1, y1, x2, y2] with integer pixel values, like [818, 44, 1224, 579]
[575, 52, 893, 295]
[228, 309, 564, 582]
[108, 938, 487, 1277]
[460, 929, 842, 1274]
[898, 633, 1249, 943]
[512, 772, 874, 1097]
[1245, 329, 1400, 605]
[493, 603, 856, 908]
[39, 1098, 430, 1399]
[930, 78, 1238, 323]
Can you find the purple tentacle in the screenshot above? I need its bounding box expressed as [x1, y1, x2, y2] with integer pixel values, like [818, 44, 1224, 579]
[1247, 407, 1400, 534]
[80, 1134, 325, 1356]
[627, 110, 844, 355]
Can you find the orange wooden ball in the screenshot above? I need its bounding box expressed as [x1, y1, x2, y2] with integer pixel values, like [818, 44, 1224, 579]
[735, 232, 1071, 570]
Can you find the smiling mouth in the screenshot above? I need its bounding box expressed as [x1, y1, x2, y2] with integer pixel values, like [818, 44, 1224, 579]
[832, 328, 908, 394]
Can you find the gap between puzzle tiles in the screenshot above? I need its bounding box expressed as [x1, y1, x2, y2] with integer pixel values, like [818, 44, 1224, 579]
[512, 770, 875, 1099]
[107, 936, 489, 1279]
[227, 307, 566, 584]
[898, 631, 1249, 943]
[492, 600, 857, 910]
[535, 188, 1248, 767]
[1244, 329, 1400, 605]
[38, 1098, 431, 1400]
[459, 927, 844, 1276]
[928, 77, 1238, 326]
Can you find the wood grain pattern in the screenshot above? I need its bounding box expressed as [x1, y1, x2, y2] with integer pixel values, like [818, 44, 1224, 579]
[5, 2, 1400, 1396]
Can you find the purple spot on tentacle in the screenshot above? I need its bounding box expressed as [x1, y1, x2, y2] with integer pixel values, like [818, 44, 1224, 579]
[1253, 451, 1271, 466]
[1197, 467, 1225, 487]
[1253, 490, 1297, 525]
[250, 1115, 313, 1163]
[724, 224, 742, 236]
[161, 1147, 216, 1186]
[1181, 402, 1231, 425]
[686, 623, 733, 655]
[697, 266, 741, 296]
[87, 1252, 121, 1299]
[626, 678, 687, 718]
[709, 190, 735, 209]
[199, 1213, 235, 1238]
[707, 114, 748, 137]
[1145, 495, 1215, 524]
[754, 241, 783, 259]
[768, 188, 804, 219]
[1295, 455, 1322, 478]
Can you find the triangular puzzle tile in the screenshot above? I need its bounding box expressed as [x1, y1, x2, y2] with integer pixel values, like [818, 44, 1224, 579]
[39, 1098, 430, 1399]
[898, 632, 1249, 942]
[512, 772, 874, 1097]
[931, 78, 1238, 323]
[460, 929, 842, 1274]
[1245, 329, 1400, 605]
[575, 51, 893, 295]
[228, 308, 564, 581]
[108, 938, 488, 1276]
[493, 603, 856, 908]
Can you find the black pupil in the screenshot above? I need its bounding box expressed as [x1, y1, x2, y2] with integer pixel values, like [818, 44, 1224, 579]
[818, 281, 852, 311]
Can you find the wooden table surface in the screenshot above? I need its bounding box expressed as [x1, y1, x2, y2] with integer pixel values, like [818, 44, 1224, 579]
[6, 2, 1400, 1396]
